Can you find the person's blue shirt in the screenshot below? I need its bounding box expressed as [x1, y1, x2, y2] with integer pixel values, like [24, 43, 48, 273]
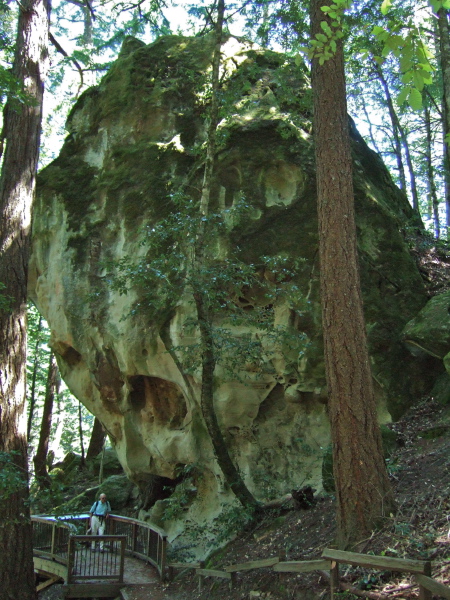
[90, 498, 110, 516]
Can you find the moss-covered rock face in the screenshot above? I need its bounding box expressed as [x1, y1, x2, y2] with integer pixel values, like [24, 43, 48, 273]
[30, 35, 438, 557]
[403, 291, 450, 360]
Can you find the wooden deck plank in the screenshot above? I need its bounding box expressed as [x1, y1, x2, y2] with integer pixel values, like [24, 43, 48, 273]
[63, 583, 123, 597]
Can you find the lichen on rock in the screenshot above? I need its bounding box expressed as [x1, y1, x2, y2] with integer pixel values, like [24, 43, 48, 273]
[29, 34, 440, 557]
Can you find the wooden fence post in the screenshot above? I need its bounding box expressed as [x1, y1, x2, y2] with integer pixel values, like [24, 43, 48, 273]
[51, 522, 56, 557]
[159, 535, 167, 581]
[132, 523, 138, 553]
[419, 561, 432, 600]
[67, 537, 74, 584]
[119, 537, 126, 583]
[330, 560, 339, 599]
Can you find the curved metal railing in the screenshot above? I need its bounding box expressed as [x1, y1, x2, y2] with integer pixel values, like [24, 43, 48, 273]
[32, 513, 168, 581]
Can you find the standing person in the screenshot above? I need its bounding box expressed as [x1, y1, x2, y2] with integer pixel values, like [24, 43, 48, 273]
[89, 493, 111, 551]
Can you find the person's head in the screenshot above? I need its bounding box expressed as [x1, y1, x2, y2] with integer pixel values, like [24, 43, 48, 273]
[99, 493, 107, 503]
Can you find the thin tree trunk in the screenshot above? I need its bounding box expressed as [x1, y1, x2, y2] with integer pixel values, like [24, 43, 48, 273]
[0, 0, 50, 596]
[424, 101, 440, 238]
[396, 120, 419, 212]
[99, 443, 105, 484]
[310, 0, 395, 549]
[27, 313, 43, 443]
[361, 97, 382, 154]
[33, 353, 57, 488]
[438, 7, 450, 236]
[78, 401, 86, 468]
[373, 62, 408, 194]
[194, 0, 259, 510]
[86, 417, 106, 462]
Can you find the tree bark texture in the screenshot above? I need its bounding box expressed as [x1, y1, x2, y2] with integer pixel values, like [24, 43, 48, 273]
[33, 353, 57, 487]
[0, 0, 50, 597]
[310, 0, 395, 549]
[438, 7, 450, 234]
[86, 417, 106, 462]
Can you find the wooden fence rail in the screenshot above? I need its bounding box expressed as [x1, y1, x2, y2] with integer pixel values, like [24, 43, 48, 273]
[171, 548, 450, 599]
[322, 548, 432, 600]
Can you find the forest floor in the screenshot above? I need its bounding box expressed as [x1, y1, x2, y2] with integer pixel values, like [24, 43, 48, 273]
[141, 396, 450, 600]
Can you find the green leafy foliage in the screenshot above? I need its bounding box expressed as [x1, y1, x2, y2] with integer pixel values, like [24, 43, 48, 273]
[301, 0, 351, 65]
[371, 19, 434, 110]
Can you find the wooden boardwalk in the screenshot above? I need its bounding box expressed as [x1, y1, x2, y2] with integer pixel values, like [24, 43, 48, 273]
[32, 514, 168, 598]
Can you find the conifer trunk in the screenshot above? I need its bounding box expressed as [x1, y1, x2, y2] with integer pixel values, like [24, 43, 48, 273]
[310, 0, 395, 549]
[0, 0, 50, 596]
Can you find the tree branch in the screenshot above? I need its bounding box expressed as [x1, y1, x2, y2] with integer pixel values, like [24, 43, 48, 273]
[49, 32, 84, 94]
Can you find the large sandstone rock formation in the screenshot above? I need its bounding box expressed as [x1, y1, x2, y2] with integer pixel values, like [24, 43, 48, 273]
[29, 35, 440, 557]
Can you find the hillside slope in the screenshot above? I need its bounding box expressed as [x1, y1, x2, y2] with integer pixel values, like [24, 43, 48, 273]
[149, 397, 450, 600]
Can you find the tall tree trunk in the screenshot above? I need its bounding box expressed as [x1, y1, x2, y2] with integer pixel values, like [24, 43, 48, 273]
[438, 7, 450, 236]
[193, 0, 259, 510]
[0, 0, 50, 596]
[33, 353, 57, 488]
[27, 313, 43, 442]
[86, 417, 106, 462]
[310, 0, 395, 549]
[424, 101, 441, 238]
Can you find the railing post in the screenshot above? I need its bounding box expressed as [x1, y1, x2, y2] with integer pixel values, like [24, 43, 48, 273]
[330, 560, 339, 599]
[132, 522, 138, 553]
[51, 521, 56, 557]
[419, 561, 432, 600]
[159, 535, 167, 581]
[67, 537, 74, 583]
[119, 537, 126, 583]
